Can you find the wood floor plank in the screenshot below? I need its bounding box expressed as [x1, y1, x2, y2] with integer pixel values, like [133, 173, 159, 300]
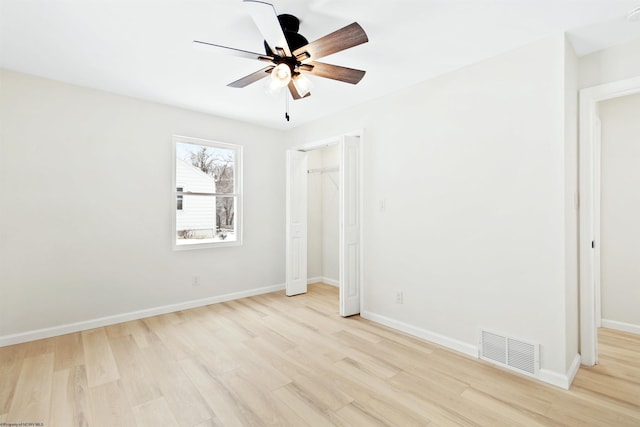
[6, 353, 54, 424]
[50, 366, 91, 427]
[179, 356, 264, 427]
[88, 381, 136, 427]
[334, 401, 399, 427]
[332, 357, 475, 426]
[459, 387, 556, 426]
[572, 366, 640, 407]
[23, 336, 56, 358]
[222, 369, 309, 426]
[140, 342, 213, 426]
[82, 328, 120, 387]
[54, 332, 85, 371]
[272, 384, 337, 426]
[1, 284, 639, 426]
[132, 397, 180, 427]
[127, 319, 161, 349]
[147, 321, 201, 361]
[288, 372, 354, 412]
[107, 334, 162, 407]
[0, 344, 26, 414]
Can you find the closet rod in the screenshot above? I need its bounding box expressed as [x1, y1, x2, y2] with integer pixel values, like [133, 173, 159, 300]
[307, 166, 339, 174]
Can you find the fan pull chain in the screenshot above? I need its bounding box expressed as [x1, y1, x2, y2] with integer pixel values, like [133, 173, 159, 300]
[285, 90, 290, 122]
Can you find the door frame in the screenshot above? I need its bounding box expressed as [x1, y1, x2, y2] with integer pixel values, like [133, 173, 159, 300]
[579, 75, 640, 366]
[286, 129, 364, 316]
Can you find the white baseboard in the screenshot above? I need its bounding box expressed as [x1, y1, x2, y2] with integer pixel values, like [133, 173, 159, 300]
[322, 277, 339, 287]
[307, 277, 339, 287]
[539, 353, 581, 390]
[360, 310, 479, 358]
[361, 310, 581, 390]
[0, 283, 285, 347]
[601, 319, 640, 335]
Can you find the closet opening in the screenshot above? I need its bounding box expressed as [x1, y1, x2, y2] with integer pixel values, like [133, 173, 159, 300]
[285, 133, 362, 316]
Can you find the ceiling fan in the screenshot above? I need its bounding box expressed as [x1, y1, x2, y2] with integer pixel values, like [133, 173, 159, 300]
[194, 0, 369, 120]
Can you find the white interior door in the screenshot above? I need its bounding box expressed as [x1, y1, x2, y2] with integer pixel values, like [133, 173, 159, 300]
[340, 136, 361, 316]
[286, 150, 308, 296]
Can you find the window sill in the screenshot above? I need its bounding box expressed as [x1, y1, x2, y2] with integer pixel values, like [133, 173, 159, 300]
[173, 237, 242, 250]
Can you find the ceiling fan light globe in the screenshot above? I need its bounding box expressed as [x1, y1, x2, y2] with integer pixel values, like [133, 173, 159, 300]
[265, 78, 283, 95]
[293, 74, 312, 97]
[271, 63, 291, 87]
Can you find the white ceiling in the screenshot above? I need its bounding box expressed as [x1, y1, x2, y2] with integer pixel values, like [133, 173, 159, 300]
[2, 0, 640, 130]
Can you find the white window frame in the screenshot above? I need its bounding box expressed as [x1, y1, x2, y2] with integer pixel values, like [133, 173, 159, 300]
[172, 135, 243, 250]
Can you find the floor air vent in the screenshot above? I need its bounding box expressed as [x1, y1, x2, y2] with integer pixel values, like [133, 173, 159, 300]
[480, 330, 539, 376]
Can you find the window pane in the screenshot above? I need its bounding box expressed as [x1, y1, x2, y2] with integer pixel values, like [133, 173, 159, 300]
[215, 196, 236, 241]
[176, 194, 215, 242]
[176, 194, 237, 245]
[176, 142, 235, 194]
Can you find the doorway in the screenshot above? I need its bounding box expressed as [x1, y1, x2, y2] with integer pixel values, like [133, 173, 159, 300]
[285, 133, 363, 317]
[579, 76, 640, 365]
[598, 92, 640, 331]
[307, 144, 340, 289]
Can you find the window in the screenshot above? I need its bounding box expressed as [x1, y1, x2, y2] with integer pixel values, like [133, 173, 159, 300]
[173, 135, 242, 249]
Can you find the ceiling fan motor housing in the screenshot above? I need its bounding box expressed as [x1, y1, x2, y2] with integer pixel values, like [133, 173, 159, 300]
[263, 14, 309, 56]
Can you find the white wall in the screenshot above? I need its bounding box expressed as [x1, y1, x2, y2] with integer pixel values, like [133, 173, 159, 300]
[306, 145, 340, 284]
[307, 150, 323, 279]
[563, 37, 580, 372]
[321, 145, 339, 283]
[579, 37, 640, 89]
[286, 34, 576, 381]
[599, 92, 640, 329]
[0, 69, 286, 338]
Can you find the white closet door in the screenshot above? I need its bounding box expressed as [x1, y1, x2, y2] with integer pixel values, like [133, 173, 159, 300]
[286, 150, 308, 296]
[340, 136, 361, 316]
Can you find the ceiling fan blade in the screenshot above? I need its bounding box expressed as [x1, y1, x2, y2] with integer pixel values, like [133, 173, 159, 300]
[292, 22, 368, 62]
[227, 66, 274, 88]
[300, 61, 365, 84]
[243, 0, 291, 56]
[193, 40, 273, 62]
[288, 80, 311, 100]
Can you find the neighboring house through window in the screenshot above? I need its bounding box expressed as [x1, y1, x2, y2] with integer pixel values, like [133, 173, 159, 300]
[173, 135, 242, 249]
[176, 187, 183, 210]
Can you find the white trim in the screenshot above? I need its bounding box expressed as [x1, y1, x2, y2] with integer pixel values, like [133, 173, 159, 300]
[0, 283, 284, 347]
[593, 117, 602, 329]
[322, 277, 339, 287]
[601, 319, 640, 335]
[307, 277, 339, 287]
[538, 354, 581, 390]
[579, 75, 640, 366]
[360, 310, 478, 358]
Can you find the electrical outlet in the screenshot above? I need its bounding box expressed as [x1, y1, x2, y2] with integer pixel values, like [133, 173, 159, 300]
[395, 291, 403, 304]
[192, 276, 200, 287]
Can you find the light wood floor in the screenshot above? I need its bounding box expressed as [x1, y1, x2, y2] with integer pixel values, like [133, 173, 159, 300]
[1, 284, 639, 426]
